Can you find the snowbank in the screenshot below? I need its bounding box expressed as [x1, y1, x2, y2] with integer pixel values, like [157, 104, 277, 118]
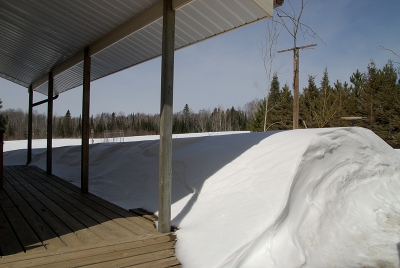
[3, 128, 400, 267]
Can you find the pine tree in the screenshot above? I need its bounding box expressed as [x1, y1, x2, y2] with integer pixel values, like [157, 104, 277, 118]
[76, 115, 82, 136]
[250, 74, 282, 131]
[56, 118, 64, 137]
[361, 60, 379, 130]
[374, 61, 400, 147]
[279, 84, 293, 129]
[334, 80, 350, 127]
[266, 74, 282, 130]
[0, 99, 7, 132]
[63, 110, 73, 138]
[314, 68, 338, 128]
[348, 69, 364, 118]
[300, 75, 319, 128]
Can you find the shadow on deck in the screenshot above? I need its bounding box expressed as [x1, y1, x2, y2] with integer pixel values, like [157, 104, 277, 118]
[0, 165, 180, 267]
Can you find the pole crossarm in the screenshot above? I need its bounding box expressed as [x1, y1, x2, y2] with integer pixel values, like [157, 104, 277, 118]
[341, 117, 367, 120]
[278, 43, 317, 53]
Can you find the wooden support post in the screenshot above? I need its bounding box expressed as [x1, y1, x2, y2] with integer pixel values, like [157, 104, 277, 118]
[27, 85, 33, 164]
[46, 72, 53, 175]
[293, 48, 299, 129]
[158, 0, 175, 233]
[0, 131, 3, 189]
[81, 47, 91, 194]
[278, 43, 316, 130]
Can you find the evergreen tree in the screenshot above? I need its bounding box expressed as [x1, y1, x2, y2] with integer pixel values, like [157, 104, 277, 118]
[266, 74, 282, 130]
[279, 84, 293, 129]
[348, 69, 364, 117]
[314, 68, 338, 128]
[76, 115, 82, 136]
[56, 118, 64, 137]
[373, 61, 400, 147]
[250, 74, 282, 131]
[360, 60, 379, 130]
[334, 80, 350, 127]
[63, 110, 73, 138]
[0, 99, 7, 132]
[183, 104, 191, 133]
[300, 75, 319, 128]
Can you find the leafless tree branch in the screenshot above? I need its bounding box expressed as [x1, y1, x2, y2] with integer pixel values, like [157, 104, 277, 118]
[377, 46, 400, 64]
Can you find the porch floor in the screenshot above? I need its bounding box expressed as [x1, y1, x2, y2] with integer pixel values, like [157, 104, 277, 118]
[0, 165, 179, 267]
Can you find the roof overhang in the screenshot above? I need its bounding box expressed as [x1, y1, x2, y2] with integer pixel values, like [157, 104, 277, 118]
[0, 0, 281, 96]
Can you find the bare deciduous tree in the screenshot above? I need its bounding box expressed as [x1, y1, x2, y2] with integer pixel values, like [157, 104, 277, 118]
[377, 46, 400, 66]
[254, 18, 282, 131]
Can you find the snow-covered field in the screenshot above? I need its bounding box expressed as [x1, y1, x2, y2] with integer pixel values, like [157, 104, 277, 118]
[4, 127, 400, 267]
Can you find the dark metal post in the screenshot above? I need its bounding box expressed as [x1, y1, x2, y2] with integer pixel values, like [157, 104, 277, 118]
[46, 72, 53, 175]
[27, 85, 33, 164]
[0, 131, 4, 189]
[81, 47, 91, 194]
[158, 0, 175, 233]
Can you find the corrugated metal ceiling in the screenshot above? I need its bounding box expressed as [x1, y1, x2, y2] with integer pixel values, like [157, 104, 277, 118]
[0, 0, 272, 96]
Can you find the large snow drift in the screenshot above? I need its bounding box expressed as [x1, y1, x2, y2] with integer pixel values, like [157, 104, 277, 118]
[4, 127, 400, 267]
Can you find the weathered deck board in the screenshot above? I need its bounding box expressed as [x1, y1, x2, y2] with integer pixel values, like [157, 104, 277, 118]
[16, 166, 156, 235]
[0, 181, 45, 254]
[5, 167, 102, 245]
[2, 178, 66, 251]
[0, 165, 180, 267]
[0, 195, 23, 255]
[26, 166, 157, 233]
[3, 169, 84, 247]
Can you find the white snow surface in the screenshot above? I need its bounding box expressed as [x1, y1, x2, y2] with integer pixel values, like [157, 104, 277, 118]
[4, 127, 400, 267]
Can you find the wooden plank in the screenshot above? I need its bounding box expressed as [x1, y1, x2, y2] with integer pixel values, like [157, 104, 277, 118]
[3, 181, 66, 251]
[130, 208, 158, 222]
[80, 249, 176, 268]
[14, 166, 136, 239]
[0, 233, 173, 265]
[2, 237, 175, 268]
[3, 169, 84, 247]
[129, 256, 180, 267]
[42, 242, 176, 268]
[5, 168, 101, 244]
[0, 196, 23, 256]
[0, 185, 45, 254]
[17, 166, 155, 236]
[27, 166, 158, 232]
[8, 167, 108, 242]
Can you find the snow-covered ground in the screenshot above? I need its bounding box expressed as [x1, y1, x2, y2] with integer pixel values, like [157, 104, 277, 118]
[4, 127, 400, 267]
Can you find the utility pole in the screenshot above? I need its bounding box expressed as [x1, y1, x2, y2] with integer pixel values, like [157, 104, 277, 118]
[278, 43, 316, 129]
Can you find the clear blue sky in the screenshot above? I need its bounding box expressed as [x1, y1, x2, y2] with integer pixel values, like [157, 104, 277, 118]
[1, 0, 399, 117]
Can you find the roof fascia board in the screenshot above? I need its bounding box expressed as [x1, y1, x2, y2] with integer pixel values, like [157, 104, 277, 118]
[251, 0, 273, 17]
[32, 0, 193, 91]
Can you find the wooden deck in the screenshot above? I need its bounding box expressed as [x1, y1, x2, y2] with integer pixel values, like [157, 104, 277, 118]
[0, 165, 180, 267]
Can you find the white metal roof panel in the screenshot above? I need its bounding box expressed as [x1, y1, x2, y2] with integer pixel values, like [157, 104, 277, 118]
[0, 0, 274, 96]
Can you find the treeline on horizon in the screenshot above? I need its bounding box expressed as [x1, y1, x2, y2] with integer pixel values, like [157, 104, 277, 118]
[1, 60, 399, 148]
